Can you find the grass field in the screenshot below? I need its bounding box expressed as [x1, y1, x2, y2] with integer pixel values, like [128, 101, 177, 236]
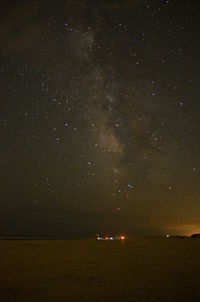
[1, 238, 200, 302]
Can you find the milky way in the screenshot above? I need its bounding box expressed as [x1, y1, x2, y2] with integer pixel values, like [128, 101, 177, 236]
[0, 0, 200, 236]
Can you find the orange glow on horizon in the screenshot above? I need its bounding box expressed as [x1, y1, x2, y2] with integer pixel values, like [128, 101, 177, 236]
[166, 224, 200, 237]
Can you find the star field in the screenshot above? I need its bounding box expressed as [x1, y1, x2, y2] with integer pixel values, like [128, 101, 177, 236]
[0, 0, 200, 237]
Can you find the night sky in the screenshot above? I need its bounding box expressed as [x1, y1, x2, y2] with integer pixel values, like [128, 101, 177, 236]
[1, 0, 200, 237]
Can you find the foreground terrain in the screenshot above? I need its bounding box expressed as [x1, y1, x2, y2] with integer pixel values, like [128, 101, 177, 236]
[1, 238, 200, 301]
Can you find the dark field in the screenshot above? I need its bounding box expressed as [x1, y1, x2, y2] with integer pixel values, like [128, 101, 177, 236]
[1, 238, 200, 302]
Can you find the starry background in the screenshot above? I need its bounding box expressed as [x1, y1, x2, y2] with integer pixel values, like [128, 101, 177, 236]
[0, 0, 200, 237]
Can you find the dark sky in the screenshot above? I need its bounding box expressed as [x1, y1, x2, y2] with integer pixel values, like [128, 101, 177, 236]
[0, 0, 200, 237]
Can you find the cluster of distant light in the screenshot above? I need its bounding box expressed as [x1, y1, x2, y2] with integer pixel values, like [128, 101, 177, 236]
[96, 235, 125, 241]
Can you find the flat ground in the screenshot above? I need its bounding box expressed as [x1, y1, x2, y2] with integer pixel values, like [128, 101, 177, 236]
[1, 238, 200, 302]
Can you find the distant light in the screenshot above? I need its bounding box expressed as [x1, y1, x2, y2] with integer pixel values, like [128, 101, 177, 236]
[96, 235, 126, 241]
[166, 234, 170, 238]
